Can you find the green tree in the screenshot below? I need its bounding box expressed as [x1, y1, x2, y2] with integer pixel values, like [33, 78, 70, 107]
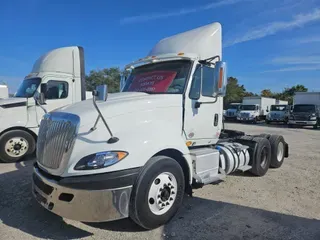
[280, 84, 308, 104]
[261, 89, 273, 97]
[85, 67, 121, 93]
[224, 77, 246, 108]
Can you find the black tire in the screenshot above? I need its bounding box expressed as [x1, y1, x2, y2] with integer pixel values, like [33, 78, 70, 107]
[265, 120, 270, 124]
[129, 155, 185, 230]
[250, 137, 271, 176]
[269, 135, 285, 168]
[313, 124, 318, 129]
[0, 130, 36, 163]
[258, 133, 271, 139]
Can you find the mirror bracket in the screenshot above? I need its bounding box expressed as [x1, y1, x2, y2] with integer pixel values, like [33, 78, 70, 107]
[90, 85, 119, 144]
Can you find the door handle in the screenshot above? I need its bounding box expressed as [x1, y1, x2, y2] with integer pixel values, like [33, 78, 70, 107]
[214, 114, 219, 126]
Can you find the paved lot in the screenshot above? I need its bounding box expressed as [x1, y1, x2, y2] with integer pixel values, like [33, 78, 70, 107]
[0, 123, 319, 240]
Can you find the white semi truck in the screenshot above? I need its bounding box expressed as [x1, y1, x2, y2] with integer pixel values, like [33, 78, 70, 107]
[0, 46, 92, 163]
[237, 96, 276, 123]
[266, 100, 291, 124]
[32, 22, 289, 230]
[224, 102, 241, 121]
[288, 92, 320, 129]
[0, 84, 9, 99]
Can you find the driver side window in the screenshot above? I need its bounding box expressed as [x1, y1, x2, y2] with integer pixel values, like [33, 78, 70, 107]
[189, 65, 215, 100]
[45, 81, 69, 100]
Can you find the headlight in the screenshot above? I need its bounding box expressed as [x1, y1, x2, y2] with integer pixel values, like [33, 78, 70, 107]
[310, 116, 317, 120]
[289, 116, 294, 120]
[74, 151, 128, 170]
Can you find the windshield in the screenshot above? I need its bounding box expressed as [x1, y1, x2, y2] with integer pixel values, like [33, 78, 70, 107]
[293, 104, 316, 113]
[228, 104, 240, 110]
[122, 60, 192, 94]
[14, 78, 41, 98]
[240, 105, 256, 111]
[271, 105, 287, 111]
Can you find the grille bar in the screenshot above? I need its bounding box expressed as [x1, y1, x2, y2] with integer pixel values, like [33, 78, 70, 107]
[37, 112, 80, 170]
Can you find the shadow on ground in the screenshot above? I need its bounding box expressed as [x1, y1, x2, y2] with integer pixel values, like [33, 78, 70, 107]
[1, 161, 319, 240]
[0, 161, 92, 240]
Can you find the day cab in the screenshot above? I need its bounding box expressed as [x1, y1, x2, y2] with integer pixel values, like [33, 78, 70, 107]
[0, 46, 90, 163]
[32, 22, 289, 230]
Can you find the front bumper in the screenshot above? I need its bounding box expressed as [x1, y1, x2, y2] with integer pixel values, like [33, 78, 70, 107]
[237, 117, 255, 121]
[32, 163, 140, 222]
[288, 120, 316, 126]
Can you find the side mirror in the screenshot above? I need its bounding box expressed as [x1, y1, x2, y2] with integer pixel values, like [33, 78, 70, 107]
[93, 84, 108, 101]
[120, 75, 127, 92]
[213, 61, 227, 97]
[38, 83, 47, 105]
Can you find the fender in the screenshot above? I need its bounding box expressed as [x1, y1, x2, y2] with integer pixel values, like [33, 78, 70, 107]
[64, 118, 193, 184]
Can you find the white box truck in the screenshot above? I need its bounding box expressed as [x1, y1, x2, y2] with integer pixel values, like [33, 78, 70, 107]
[224, 102, 241, 121]
[288, 92, 320, 129]
[237, 96, 276, 123]
[266, 100, 291, 124]
[0, 85, 9, 99]
[0, 46, 92, 163]
[32, 22, 289, 230]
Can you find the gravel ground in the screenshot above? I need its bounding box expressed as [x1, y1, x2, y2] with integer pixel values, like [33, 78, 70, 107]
[0, 123, 319, 240]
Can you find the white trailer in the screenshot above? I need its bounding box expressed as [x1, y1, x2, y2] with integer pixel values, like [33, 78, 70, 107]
[288, 92, 320, 128]
[238, 96, 276, 123]
[32, 22, 289, 230]
[0, 85, 9, 99]
[276, 99, 288, 105]
[0, 46, 92, 163]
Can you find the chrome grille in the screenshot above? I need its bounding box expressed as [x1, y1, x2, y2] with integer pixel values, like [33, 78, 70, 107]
[37, 112, 80, 170]
[241, 112, 249, 118]
[294, 115, 308, 121]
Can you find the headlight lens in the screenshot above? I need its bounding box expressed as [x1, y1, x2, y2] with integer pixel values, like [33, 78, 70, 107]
[310, 116, 317, 120]
[289, 116, 294, 120]
[74, 151, 128, 170]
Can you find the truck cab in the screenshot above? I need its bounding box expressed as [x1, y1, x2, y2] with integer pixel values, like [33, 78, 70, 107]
[266, 104, 291, 124]
[288, 92, 320, 129]
[31, 22, 289, 230]
[289, 104, 319, 129]
[0, 46, 90, 163]
[237, 104, 260, 122]
[224, 103, 241, 121]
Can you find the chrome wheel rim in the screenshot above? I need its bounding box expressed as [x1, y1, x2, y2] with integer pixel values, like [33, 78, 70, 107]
[277, 142, 284, 162]
[148, 172, 177, 215]
[5, 137, 29, 158]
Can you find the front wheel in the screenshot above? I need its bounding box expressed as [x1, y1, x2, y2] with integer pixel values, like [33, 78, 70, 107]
[129, 155, 185, 230]
[0, 130, 36, 163]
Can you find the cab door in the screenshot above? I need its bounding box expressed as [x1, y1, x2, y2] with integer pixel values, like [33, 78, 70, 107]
[36, 77, 74, 125]
[183, 64, 223, 146]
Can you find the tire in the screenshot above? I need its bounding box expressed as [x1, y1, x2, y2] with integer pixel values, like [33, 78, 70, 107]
[129, 155, 185, 230]
[313, 124, 318, 129]
[265, 120, 270, 124]
[250, 137, 271, 176]
[0, 130, 36, 163]
[269, 135, 285, 168]
[258, 133, 271, 139]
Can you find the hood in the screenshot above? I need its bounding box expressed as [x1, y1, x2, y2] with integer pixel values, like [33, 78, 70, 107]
[292, 112, 314, 116]
[0, 97, 27, 109]
[56, 92, 182, 126]
[240, 110, 256, 114]
[226, 109, 238, 112]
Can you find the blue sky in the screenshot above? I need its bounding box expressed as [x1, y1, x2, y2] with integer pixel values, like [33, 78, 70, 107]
[1, 0, 320, 94]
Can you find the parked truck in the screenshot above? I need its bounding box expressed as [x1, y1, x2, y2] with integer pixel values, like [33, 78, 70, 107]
[32, 22, 289, 230]
[0, 84, 9, 99]
[288, 92, 320, 129]
[237, 96, 276, 123]
[224, 102, 241, 121]
[266, 100, 291, 124]
[0, 46, 92, 163]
